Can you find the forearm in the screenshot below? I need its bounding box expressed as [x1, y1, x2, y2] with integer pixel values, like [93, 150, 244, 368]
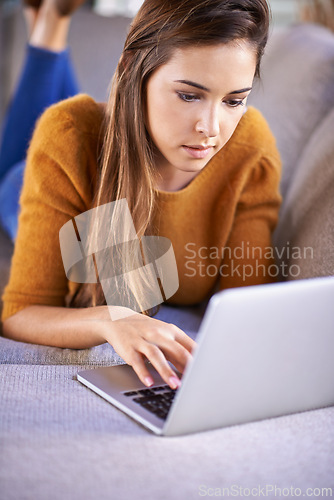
[2, 303, 195, 390]
[2, 304, 114, 349]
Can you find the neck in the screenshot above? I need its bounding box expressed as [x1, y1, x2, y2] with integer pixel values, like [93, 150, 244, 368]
[155, 168, 198, 192]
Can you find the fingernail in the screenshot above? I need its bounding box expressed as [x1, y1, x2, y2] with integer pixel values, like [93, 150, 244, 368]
[169, 376, 181, 389]
[144, 376, 154, 387]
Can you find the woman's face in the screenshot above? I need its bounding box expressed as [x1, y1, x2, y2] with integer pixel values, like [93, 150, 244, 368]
[145, 42, 257, 191]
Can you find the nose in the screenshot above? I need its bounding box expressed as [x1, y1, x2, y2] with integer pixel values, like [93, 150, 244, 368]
[195, 104, 220, 138]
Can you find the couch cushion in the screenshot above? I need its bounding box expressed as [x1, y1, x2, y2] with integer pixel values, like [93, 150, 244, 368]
[249, 23, 334, 199]
[273, 105, 334, 279]
[1, 363, 333, 499]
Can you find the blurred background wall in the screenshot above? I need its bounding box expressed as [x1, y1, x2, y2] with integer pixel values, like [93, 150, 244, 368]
[92, 0, 305, 24]
[0, 0, 327, 127]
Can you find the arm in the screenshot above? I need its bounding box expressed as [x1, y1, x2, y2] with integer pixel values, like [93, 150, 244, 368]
[2, 303, 195, 389]
[1, 99, 195, 388]
[219, 155, 282, 289]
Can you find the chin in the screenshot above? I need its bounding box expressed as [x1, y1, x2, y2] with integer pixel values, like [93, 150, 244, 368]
[177, 163, 206, 173]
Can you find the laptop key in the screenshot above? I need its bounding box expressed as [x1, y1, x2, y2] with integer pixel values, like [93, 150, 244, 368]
[133, 394, 166, 404]
[155, 409, 169, 419]
[129, 386, 177, 420]
[163, 392, 175, 400]
[137, 389, 155, 396]
[123, 391, 138, 397]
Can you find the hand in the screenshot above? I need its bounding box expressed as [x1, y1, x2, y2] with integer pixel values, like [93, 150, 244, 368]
[102, 310, 196, 389]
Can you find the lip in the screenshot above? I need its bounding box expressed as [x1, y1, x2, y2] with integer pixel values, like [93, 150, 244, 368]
[182, 145, 214, 159]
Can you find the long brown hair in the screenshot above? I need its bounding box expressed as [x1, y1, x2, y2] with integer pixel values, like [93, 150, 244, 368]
[71, 0, 271, 312]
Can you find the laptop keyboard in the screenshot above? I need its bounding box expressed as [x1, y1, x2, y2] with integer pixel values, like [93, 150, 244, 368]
[123, 385, 177, 420]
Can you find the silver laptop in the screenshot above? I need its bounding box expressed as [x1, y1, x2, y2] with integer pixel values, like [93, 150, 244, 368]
[77, 276, 334, 436]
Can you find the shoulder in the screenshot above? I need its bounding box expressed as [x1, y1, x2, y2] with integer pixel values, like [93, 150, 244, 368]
[25, 94, 106, 212]
[28, 93, 106, 183]
[36, 93, 106, 139]
[205, 106, 281, 204]
[228, 106, 280, 165]
[209, 106, 281, 188]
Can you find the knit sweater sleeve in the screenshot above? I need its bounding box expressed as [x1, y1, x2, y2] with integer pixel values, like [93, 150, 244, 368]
[1, 96, 99, 322]
[219, 151, 282, 290]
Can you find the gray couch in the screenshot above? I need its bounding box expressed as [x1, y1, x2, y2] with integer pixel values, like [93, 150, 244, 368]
[1, 10, 334, 500]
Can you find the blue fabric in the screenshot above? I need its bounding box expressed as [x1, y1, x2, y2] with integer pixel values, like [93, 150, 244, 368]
[0, 44, 79, 242]
[0, 160, 25, 242]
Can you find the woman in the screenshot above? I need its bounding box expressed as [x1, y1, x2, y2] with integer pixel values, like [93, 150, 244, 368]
[1, 0, 281, 390]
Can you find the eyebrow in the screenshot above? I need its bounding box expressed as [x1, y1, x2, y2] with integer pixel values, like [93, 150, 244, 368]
[174, 79, 252, 95]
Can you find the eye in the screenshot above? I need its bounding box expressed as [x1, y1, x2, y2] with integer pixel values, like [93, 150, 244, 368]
[177, 92, 200, 103]
[225, 98, 246, 108]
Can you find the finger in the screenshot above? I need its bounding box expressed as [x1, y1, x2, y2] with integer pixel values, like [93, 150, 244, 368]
[149, 334, 193, 374]
[140, 342, 181, 389]
[147, 318, 196, 353]
[127, 351, 155, 387]
[168, 325, 197, 353]
[159, 353, 188, 374]
[142, 325, 194, 373]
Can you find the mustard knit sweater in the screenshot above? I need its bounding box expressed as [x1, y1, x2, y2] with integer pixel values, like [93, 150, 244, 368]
[1, 94, 281, 322]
